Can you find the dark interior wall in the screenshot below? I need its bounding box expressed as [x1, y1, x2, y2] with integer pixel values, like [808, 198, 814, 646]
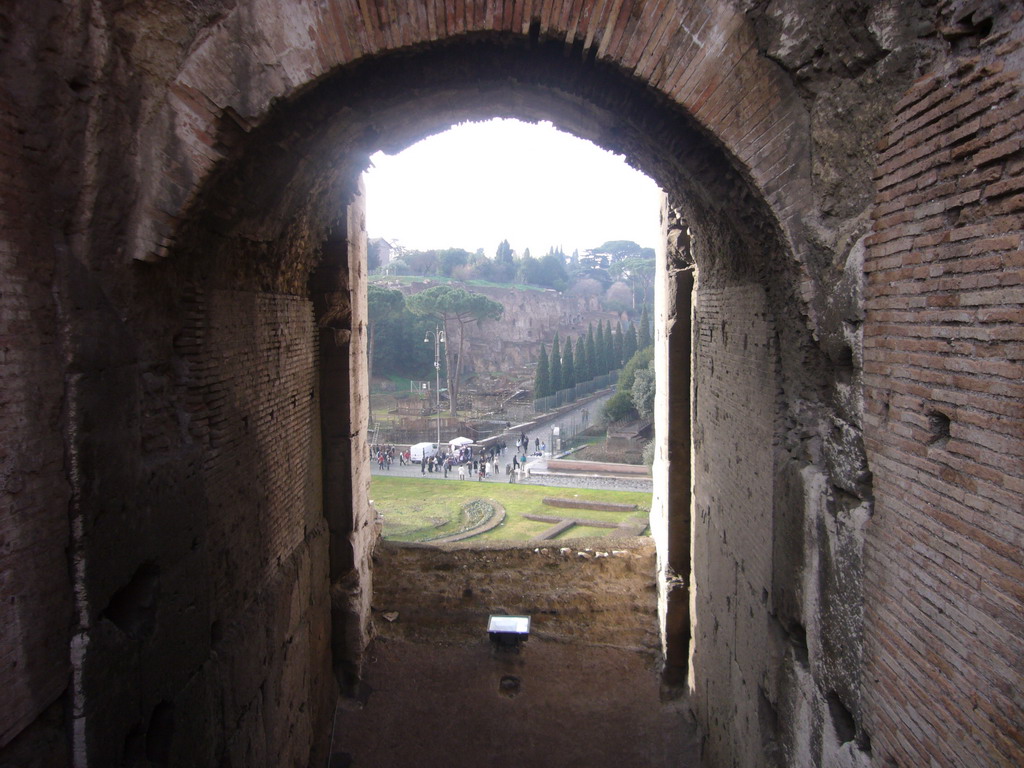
[0, 2, 347, 757]
[0, 9, 858, 766]
[3, 2, 1021, 767]
[58, 209, 340, 765]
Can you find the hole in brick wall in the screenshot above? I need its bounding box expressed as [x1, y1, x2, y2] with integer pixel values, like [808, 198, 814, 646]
[826, 691, 856, 744]
[831, 343, 854, 385]
[942, 11, 994, 49]
[786, 621, 809, 667]
[101, 562, 160, 641]
[122, 722, 145, 764]
[958, 12, 993, 38]
[858, 729, 872, 754]
[758, 686, 781, 754]
[527, 18, 541, 45]
[831, 486, 863, 514]
[498, 675, 521, 698]
[145, 701, 175, 764]
[927, 410, 951, 446]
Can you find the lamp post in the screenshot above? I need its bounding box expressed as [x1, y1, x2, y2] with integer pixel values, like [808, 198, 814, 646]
[424, 326, 445, 448]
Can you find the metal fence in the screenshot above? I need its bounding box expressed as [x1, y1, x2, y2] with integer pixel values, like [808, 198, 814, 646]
[533, 371, 618, 413]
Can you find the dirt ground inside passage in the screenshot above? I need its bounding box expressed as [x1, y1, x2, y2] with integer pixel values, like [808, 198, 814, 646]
[329, 636, 701, 768]
[329, 539, 701, 768]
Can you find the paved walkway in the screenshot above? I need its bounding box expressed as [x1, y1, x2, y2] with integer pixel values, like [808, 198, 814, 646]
[371, 392, 653, 493]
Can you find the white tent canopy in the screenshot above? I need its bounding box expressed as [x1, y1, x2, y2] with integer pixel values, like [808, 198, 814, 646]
[449, 436, 474, 448]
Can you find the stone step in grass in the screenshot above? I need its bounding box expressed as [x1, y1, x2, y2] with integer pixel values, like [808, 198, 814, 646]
[542, 497, 639, 512]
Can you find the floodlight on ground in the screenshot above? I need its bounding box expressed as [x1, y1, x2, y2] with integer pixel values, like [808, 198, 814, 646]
[488, 614, 531, 652]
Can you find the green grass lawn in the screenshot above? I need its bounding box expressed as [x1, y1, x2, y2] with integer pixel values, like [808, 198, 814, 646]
[371, 476, 651, 543]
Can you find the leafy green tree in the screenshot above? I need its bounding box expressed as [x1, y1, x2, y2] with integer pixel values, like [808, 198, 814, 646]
[438, 248, 472, 277]
[638, 305, 652, 349]
[367, 286, 435, 380]
[407, 286, 504, 415]
[367, 284, 405, 383]
[613, 321, 624, 368]
[609, 252, 656, 310]
[404, 249, 439, 275]
[601, 346, 655, 423]
[562, 337, 576, 390]
[496, 239, 514, 264]
[575, 335, 590, 383]
[619, 346, 655, 394]
[550, 335, 563, 393]
[534, 344, 551, 399]
[519, 250, 569, 290]
[601, 390, 636, 423]
[623, 322, 638, 362]
[592, 240, 653, 260]
[631, 359, 656, 420]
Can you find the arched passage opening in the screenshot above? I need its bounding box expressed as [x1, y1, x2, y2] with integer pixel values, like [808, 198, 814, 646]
[67, 30, 853, 768]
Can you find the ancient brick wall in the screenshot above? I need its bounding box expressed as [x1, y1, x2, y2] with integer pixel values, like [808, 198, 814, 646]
[0, 191, 71, 758]
[181, 289, 321, 619]
[3, 1, 1022, 767]
[64, 284, 337, 767]
[0, 5, 75, 761]
[691, 282, 780, 767]
[862, 19, 1024, 765]
[370, 539, 661, 654]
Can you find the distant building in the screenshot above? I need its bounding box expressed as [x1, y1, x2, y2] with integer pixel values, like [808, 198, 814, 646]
[368, 238, 397, 271]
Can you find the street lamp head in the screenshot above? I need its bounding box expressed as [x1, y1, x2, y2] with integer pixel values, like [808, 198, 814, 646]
[424, 335, 430, 343]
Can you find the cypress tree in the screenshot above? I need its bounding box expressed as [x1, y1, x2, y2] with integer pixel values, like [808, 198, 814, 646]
[602, 319, 614, 373]
[594, 321, 606, 375]
[534, 344, 551, 398]
[576, 335, 590, 383]
[613, 320, 624, 368]
[623, 322, 638, 361]
[562, 337, 576, 389]
[586, 324, 598, 380]
[550, 335, 563, 393]
[638, 305, 652, 349]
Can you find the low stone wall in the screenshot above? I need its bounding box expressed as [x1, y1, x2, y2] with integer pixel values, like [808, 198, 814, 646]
[370, 539, 660, 654]
[547, 459, 651, 476]
[541, 497, 639, 512]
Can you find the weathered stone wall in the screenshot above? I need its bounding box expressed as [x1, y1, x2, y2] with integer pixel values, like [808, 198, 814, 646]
[862, 11, 1024, 764]
[63, 282, 338, 767]
[392, 280, 622, 373]
[691, 281, 780, 766]
[0, 4, 74, 761]
[1, 1, 1022, 767]
[370, 538, 661, 654]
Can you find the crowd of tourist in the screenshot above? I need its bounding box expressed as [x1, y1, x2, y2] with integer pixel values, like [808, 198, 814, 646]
[371, 433, 549, 482]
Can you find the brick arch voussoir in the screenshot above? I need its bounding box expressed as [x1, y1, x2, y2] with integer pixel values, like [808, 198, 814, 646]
[133, 0, 814, 286]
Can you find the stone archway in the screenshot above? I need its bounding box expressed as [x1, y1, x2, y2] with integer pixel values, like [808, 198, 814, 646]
[8, 10, 855, 768]
[7, 3, 1021, 768]
[106, 32, 833, 768]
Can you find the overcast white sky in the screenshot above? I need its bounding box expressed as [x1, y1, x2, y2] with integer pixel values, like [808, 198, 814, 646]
[364, 118, 662, 258]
